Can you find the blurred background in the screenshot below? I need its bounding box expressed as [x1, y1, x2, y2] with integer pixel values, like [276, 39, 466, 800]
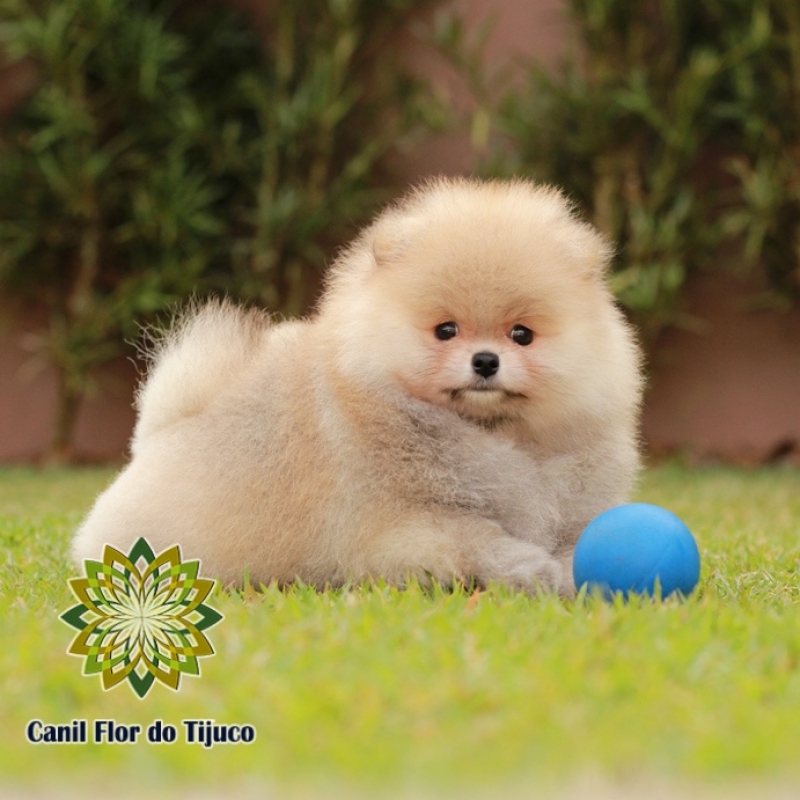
[0, 0, 798, 466]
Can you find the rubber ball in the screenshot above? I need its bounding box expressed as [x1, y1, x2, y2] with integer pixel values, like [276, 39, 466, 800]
[573, 503, 701, 599]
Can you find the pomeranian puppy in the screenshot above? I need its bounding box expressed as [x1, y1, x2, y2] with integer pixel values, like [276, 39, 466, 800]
[73, 177, 642, 597]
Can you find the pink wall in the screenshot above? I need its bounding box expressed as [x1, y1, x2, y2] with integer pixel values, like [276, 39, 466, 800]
[391, 0, 571, 179]
[644, 273, 800, 463]
[0, 308, 137, 462]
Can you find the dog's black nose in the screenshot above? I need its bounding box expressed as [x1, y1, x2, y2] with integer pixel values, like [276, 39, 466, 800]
[471, 351, 500, 378]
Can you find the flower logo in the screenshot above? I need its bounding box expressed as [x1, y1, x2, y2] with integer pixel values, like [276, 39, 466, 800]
[61, 538, 223, 698]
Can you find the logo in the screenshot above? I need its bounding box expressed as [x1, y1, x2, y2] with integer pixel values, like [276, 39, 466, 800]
[60, 538, 223, 699]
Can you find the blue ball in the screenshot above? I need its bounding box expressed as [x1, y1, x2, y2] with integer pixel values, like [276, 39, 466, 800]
[573, 503, 701, 599]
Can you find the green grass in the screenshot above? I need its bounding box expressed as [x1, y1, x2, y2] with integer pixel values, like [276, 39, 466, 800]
[2, 463, 800, 797]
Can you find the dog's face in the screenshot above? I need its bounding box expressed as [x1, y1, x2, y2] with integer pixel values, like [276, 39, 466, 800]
[325, 179, 641, 431]
[395, 316, 541, 424]
[368, 250, 589, 424]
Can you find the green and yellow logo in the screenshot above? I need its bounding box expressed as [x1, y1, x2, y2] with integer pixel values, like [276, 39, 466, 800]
[60, 538, 223, 699]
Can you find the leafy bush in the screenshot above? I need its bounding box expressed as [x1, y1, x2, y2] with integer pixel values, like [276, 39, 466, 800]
[0, 0, 439, 462]
[469, 0, 800, 338]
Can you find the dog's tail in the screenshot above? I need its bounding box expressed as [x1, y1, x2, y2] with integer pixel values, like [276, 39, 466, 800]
[132, 299, 270, 453]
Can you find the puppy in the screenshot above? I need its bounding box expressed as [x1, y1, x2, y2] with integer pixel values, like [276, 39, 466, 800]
[73, 177, 643, 597]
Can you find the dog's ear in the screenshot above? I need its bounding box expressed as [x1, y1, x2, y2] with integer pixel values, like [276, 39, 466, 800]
[575, 225, 615, 280]
[372, 215, 425, 266]
[540, 186, 615, 280]
[570, 219, 615, 281]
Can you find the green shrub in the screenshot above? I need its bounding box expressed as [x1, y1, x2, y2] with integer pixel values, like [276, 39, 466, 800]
[468, 0, 800, 338]
[0, 0, 440, 462]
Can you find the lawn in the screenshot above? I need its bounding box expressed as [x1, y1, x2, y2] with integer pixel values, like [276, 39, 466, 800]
[1, 463, 799, 798]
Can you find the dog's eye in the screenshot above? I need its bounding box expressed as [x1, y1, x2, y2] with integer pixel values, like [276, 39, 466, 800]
[510, 325, 534, 346]
[434, 321, 459, 341]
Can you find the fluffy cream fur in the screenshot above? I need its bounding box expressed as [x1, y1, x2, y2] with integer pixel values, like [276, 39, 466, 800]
[73, 177, 643, 596]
